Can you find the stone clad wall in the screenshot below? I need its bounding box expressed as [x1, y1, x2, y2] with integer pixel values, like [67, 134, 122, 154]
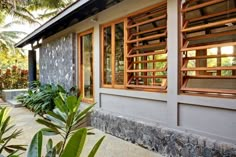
[91, 110, 236, 157]
[39, 33, 76, 90]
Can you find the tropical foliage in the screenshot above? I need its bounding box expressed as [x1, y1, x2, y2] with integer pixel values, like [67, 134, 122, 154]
[0, 107, 26, 157]
[0, 50, 27, 70]
[16, 82, 79, 115]
[26, 0, 76, 20]
[17, 82, 65, 115]
[27, 94, 105, 157]
[0, 66, 28, 97]
[0, 0, 37, 24]
[0, 20, 27, 54]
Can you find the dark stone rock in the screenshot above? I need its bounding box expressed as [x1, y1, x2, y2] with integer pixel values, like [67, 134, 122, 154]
[39, 33, 76, 90]
[90, 110, 236, 157]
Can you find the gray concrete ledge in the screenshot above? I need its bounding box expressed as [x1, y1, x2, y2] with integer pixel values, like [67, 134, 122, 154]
[91, 109, 236, 157]
[2, 89, 28, 101]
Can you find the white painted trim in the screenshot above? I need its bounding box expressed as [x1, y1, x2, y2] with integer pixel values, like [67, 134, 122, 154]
[15, 0, 91, 47]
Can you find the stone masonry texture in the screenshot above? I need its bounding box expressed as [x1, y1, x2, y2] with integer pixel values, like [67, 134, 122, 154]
[39, 33, 76, 90]
[91, 110, 236, 157]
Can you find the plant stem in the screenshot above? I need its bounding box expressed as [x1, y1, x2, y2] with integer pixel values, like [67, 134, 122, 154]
[59, 126, 72, 156]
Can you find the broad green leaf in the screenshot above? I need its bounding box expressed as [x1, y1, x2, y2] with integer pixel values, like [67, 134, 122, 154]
[40, 128, 60, 136]
[76, 104, 95, 122]
[45, 139, 56, 157]
[47, 111, 66, 122]
[45, 114, 65, 127]
[66, 96, 77, 112]
[57, 85, 66, 93]
[88, 136, 105, 157]
[5, 145, 26, 151]
[36, 119, 61, 132]
[66, 112, 75, 129]
[53, 109, 67, 121]
[27, 131, 43, 157]
[46, 139, 53, 153]
[54, 141, 63, 154]
[74, 95, 82, 112]
[54, 97, 67, 113]
[61, 128, 87, 157]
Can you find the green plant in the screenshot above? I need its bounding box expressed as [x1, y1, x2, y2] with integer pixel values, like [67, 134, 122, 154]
[27, 94, 105, 157]
[17, 83, 68, 115]
[0, 107, 26, 157]
[0, 66, 28, 94]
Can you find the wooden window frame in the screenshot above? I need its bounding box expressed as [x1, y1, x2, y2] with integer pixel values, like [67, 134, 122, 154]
[100, 1, 168, 92]
[125, 1, 167, 92]
[101, 18, 125, 89]
[180, 0, 236, 98]
[78, 28, 94, 104]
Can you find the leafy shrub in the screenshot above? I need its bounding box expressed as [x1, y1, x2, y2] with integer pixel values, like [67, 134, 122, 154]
[0, 107, 26, 157]
[17, 82, 79, 115]
[17, 82, 66, 115]
[0, 66, 28, 91]
[27, 94, 105, 157]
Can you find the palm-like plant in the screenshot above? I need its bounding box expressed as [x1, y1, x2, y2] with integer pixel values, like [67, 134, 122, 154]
[0, 107, 26, 157]
[26, 0, 76, 21]
[0, 0, 37, 24]
[0, 21, 27, 54]
[27, 93, 105, 157]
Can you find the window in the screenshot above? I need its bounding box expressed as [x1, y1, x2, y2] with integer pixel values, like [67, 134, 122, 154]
[101, 20, 124, 88]
[125, 1, 167, 91]
[101, 1, 167, 92]
[78, 29, 94, 102]
[180, 0, 236, 97]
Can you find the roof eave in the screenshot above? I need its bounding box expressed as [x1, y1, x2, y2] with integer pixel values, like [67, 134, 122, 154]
[15, 0, 91, 48]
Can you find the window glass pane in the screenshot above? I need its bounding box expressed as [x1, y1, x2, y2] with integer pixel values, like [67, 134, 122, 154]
[104, 26, 112, 85]
[81, 33, 93, 99]
[221, 46, 234, 76]
[207, 48, 217, 68]
[115, 22, 124, 85]
[187, 51, 196, 76]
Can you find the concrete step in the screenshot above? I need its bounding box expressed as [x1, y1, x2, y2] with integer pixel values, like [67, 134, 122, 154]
[2, 89, 27, 102]
[7, 99, 23, 108]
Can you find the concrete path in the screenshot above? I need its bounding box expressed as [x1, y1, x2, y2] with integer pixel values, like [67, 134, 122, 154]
[1, 104, 163, 157]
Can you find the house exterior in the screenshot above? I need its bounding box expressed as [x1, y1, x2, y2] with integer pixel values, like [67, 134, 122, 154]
[16, 0, 236, 156]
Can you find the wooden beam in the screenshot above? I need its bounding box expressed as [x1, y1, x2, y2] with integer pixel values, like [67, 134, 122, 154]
[182, 18, 236, 33]
[188, 8, 236, 23]
[186, 75, 236, 79]
[133, 26, 166, 38]
[187, 30, 236, 41]
[181, 0, 225, 13]
[181, 87, 236, 94]
[133, 58, 167, 64]
[127, 50, 166, 58]
[127, 32, 166, 44]
[181, 66, 236, 71]
[132, 7, 167, 23]
[181, 42, 236, 51]
[185, 54, 236, 60]
[133, 75, 167, 78]
[127, 14, 167, 29]
[127, 68, 167, 73]
[127, 84, 166, 89]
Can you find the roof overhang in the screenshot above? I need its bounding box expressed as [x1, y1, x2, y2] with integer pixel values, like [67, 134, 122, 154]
[15, 0, 123, 48]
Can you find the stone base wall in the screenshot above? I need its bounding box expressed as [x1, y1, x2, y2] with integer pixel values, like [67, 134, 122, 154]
[91, 110, 236, 157]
